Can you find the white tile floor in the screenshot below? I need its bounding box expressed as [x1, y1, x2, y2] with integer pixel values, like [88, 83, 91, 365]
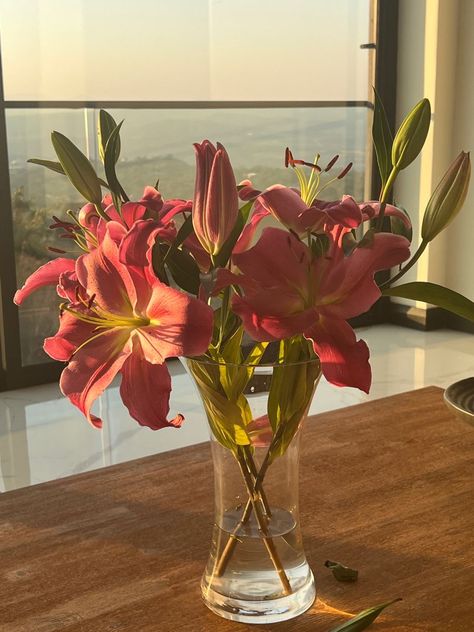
[1, 324, 473, 492]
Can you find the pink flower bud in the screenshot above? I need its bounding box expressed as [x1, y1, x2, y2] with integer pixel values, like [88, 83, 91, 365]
[192, 140, 239, 257]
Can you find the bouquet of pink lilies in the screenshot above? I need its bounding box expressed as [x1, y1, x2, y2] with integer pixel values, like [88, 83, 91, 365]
[15, 98, 472, 444]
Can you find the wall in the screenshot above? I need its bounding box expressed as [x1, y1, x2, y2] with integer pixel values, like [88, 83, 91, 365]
[394, 0, 473, 304]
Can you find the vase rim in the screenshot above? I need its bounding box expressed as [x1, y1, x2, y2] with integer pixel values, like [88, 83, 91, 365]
[185, 355, 321, 370]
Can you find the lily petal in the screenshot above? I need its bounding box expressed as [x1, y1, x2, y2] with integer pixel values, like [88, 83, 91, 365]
[60, 328, 133, 428]
[139, 284, 213, 362]
[258, 185, 309, 234]
[120, 340, 184, 430]
[14, 258, 75, 305]
[305, 316, 371, 392]
[44, 308, 96, 362]
[319, 233, 410, 319]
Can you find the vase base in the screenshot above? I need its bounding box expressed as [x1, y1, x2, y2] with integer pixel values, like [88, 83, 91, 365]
[201, 570, 316, 624]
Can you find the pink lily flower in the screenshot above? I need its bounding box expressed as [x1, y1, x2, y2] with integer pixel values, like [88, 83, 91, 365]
[44, 222, 213, 430]
[258, 185, 362, 235]
[192, 140, 239, 257]
[79, 187, 177, 249]
[235, 184, 412, 252]
[226, 227, 410, 392]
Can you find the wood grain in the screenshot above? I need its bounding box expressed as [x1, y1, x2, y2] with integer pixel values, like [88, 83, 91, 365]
[0, 386, 473, 631]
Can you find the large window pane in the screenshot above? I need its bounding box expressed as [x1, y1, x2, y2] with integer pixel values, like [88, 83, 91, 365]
[0, 0, 371, 101]
[109, 106, 368, 200]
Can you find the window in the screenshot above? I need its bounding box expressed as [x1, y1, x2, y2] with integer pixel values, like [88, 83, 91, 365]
[0, 0, 395, 390]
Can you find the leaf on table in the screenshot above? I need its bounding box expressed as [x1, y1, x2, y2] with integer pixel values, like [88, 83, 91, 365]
[324, 560, 359, 582]
[328, 598, 402, 632]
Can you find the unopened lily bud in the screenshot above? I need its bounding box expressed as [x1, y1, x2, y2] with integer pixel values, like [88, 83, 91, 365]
[192, 140, 239, 257]
[421, 151, 471, 242]
[392, 98, 431, 170]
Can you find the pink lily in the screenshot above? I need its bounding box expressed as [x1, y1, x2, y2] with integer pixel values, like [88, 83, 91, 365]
[44, 222, 213, 429]
[226, 227, 410, 392]
[192, 140, 239, 257]
[258, 185, 362, 235]
[235, 184, 412, 251]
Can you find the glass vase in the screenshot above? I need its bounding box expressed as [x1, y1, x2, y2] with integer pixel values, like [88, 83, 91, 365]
[185, 355, 321, 624]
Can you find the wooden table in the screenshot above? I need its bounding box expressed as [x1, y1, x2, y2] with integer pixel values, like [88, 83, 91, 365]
[1, 387, 473, 631]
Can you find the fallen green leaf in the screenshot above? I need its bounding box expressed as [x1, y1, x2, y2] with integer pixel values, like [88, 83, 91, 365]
[328, 598, 402, 632]
[324, 560, 358, 582]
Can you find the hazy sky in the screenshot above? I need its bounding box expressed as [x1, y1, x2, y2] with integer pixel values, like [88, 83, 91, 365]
[0, 0, 370, 101]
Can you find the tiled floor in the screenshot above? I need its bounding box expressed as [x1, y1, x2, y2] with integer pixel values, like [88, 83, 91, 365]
[1, 324, 473, 492]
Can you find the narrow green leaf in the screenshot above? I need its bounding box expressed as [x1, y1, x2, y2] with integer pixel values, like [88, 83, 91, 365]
[372, 88, 393, 187]
[28, 158, 109, 189]
[214, 200, 254, 267]
[51, 131, 103, 204]
[98, 110, 120, 164]
[27, 158, 66, 175]
[324, 560, 358, 582]
[392, 98, 431, 170]
[186, 359, 249, 451]
[104, 121, 128, 201]
[383, 282, 474, 322]
[267, 338, 321, 461]
[328, 598, 402, 632]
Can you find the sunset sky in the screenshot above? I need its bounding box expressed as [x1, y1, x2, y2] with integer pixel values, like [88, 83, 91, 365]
[0, 0, 370, 101]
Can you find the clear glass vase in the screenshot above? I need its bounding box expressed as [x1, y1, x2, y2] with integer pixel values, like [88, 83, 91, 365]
[185, 355, 321, 624]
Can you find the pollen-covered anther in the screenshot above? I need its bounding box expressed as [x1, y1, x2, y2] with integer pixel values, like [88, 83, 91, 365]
[337, 163, 353, 179]
[324, 155, 339, 172]
[48, 246, 67, 254]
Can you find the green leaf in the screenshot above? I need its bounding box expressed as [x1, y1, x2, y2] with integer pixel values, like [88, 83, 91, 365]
[383, 282, 474, 322]
[164, 246, 201, 295]
[27, 158, 66, 175]
[392, 98, 431, 170]
[186, 359, 250, 451]
[214, 200, 254, 267]
[51, 131, 103, 204]
[28, 158, 109, 189]
[98, 110, 121, 164]
[372, 88, 393, 188]
[328, 598, 402, 632]
[324, 560, 358, 582]
[164, 214, 195, 266]
[267, 338, 321, 461]
[104, 121, 128, 201]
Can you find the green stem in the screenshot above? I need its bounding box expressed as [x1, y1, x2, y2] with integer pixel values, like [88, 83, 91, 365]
[376, 166, 399, 231]
[215, 427, 283, 577]
[235, 449, 292, 595]
[242, 445, 272, 517]
[379, 240, 428, 290]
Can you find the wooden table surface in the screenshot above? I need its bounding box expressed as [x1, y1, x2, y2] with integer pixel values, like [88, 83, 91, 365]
[1, 386, 473, 632]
